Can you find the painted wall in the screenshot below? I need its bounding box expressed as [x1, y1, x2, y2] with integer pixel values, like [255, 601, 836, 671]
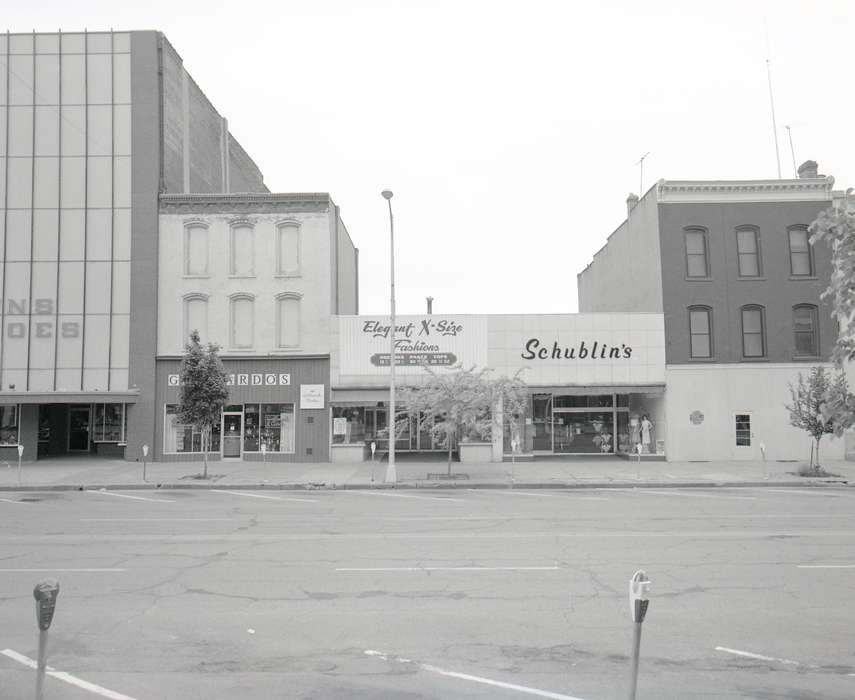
[335, 208, 358, 315]
[658, 199, 836, 364]
[577, 189, 663, 313]
[665, 363, 845, 461]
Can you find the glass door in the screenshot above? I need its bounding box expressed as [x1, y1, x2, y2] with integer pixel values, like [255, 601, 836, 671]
[68, 406, 91, 452]
[554, 411, 615, 454]
[532, 394, 553, 451]
[733, 413, 753, 459]
[222, 412, 243, 459]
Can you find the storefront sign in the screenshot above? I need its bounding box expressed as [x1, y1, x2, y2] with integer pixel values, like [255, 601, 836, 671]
[2, 299, 79, 338]
[690, 410, 704, 425]
[521, 339, 633, 360]
[333, 417, 348, 435]
[300, 384, 325, 409]
[167, 373, 291, 387]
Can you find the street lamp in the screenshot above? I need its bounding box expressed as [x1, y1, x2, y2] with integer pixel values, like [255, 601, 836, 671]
[382, 189, 397, 485]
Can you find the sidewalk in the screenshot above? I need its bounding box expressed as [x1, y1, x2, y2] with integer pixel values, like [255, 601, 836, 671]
[1, 455, 852, 491]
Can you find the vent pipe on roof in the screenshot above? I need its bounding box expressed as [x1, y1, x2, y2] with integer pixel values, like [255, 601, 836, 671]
[627, 193, 639, 216]
[426, 297, 433, 315]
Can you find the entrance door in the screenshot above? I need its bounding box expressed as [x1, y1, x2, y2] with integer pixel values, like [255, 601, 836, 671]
[222, 413, 243, 459]
[734, 412, 753, 459]
[68, 406, 91, 452]
[532, 394, 553, 452]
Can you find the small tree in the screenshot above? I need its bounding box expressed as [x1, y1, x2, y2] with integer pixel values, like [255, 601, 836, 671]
[178, 330, 229, 478]
[785, 366, 853, 471]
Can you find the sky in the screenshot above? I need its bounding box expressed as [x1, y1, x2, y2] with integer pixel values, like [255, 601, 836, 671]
[8, 0, 855, 315]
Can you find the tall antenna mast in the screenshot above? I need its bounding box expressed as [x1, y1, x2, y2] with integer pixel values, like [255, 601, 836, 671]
[635, 152, 650, 195]
[764, 20, 782, 178]
[784, 125, 797, 177]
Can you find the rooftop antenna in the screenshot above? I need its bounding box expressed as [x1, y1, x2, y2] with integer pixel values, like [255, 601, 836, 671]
[784, 125, 797, 177]
[764, 19, 782, 178]
[635, 152, 650, 195]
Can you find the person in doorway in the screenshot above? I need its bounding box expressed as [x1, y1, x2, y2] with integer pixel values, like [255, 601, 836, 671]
[640, 414, 653, 454]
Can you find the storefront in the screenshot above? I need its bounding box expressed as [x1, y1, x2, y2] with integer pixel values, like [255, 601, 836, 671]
[155, 357, 329, 462]
[330, 313, 667, 462]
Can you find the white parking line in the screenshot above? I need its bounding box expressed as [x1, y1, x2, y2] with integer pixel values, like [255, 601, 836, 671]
[364, 649, 588, 699]
[1, 649, 138, 699]
[348, 491, 466, 503]
[0, 498, 28, 504]
[81, 518, 237, 522]
[797, 564, 855, 569]
[764, 489, 845, 497]
[0, 568, 127, 573]
[87, 491, 175, 504]
[630, 489, 756, 500]
[212, 490, 317, 503]
[339, 566, 560, 572]
[714, 646, 817, 668]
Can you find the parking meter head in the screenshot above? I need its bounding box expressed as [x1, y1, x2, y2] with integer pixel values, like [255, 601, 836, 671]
[17, 444, 24, 457]
[142, 444, 149, 458]
[629, 570, 651, 623]
[33, 579, 60, 631]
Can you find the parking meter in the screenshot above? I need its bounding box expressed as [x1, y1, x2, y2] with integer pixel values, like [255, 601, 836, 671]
[142, 443, 149, 482]
[629, 570, 650, 623]
[34, 579, 60, 630]
[370, 441, 376, 460]
[17, 444, 24, 486]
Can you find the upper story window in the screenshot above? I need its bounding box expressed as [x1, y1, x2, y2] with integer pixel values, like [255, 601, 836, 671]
[230, 223, 255, 276]
[788, 226, 813, 276]
[277, 221, 301, 277]
[184, 223, 209, 276]
[793, 304, 819, 357]
[230, 294, 255, 349]
[735, 226, 761, 277]
[740, 305, 766, 358]
[688, 306, 713, 358]
[684, 227, 709, 278]
[277, 293, 302, 348]
[183, 293, 209, 345]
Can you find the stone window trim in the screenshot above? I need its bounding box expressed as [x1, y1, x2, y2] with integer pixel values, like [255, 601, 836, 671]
[787, 225, 814, 277]
[734, 225, 763, 277]
[740, 304, 767, 359]
[181, 292, 210, 349]
[229, 219, 256, 277]
[276, 292, 303, 350]
[275, 219, 302, 278]
[684, 226, 711, 279]
[687, 305, 714, 359]
[183, 220, 210, 278]
[229, 292, 256, 350]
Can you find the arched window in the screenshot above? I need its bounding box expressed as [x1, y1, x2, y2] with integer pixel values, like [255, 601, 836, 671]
[184, 222, 209, 276]
[688, 306, 713, 358]
[735, 226, 761, 277]
[229, 293, 255, 349]
[230, 221, 255, 276]
[276, 293, 302, 348]
[740, 305, 766, 358]
[684, 227, 709, 278]
[276, 220, 301, 277]
[793, 304, 819, 357]
[787, 225, 813, 276]
[182, 293, 208, 345]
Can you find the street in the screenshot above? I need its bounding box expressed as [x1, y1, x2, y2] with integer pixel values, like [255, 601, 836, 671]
[1, 485, 854, 699]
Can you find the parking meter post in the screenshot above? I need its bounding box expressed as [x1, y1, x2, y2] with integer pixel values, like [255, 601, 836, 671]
[628, 570, 650, 700]
[370, 442, 376, 484]
[33, 579, 60, 700]
[142, 444, 149, 482]
[17, 444, 24, 486]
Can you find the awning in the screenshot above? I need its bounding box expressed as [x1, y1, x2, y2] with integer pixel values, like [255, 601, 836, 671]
[0, 391, 140, 405]
[331, 389, 391, 404]
[527, 384, 665, 396]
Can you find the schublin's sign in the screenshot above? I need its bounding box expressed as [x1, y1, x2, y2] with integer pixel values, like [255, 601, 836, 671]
[521, 338, 633, 360]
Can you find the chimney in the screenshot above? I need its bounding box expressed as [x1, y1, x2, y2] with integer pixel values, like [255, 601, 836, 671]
[426, 296, 433, 315]
[626, 193, 639, 216]
[797, 160, 818, 179]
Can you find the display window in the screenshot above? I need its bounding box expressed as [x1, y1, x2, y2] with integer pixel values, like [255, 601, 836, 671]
[164, 405, 222, 453]
[243, 404, 295, 453]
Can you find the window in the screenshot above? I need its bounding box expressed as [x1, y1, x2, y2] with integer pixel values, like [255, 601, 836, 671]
[688, 306, 713, 358]
[736, 227, 761, 276]
[230, 295, 254, 349]
[788, 226, 813, 276]
[243, 404, 295, 453]
[183, 294, 208, 344]
[92, 403, 127, 443]
[230, 223, 254, 276]
[735, 414, 751, 446]
[685, 228, 709, 278]
[164, 405, 221, 453]
[741, 305, 766, 358]
[793, 305, 819, 357]
[332, 406, 366, 445]
[277, 222, 301, 276]
[0, 405, 19, 446]
[277, 293, 301, 348]
[184, 224, 209, 276]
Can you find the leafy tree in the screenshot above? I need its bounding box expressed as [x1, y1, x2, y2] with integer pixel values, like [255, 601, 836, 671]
[178, 330, 229, 478]
[393, 365, 527, 476]
[785, 366, 854, 471]
[810, 196, 855, 365]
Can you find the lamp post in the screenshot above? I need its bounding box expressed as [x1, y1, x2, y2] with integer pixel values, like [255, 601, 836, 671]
[382, 189, 397, 485]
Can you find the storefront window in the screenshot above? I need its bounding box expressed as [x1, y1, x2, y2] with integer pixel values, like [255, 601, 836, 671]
[0, 405, 19, 446]
[244, 404, 295, 453]
[93, 403, 126, 443]
[332, 407, 366, 445]
[164, 405, 221, 453]
[553, 394, 613, 408]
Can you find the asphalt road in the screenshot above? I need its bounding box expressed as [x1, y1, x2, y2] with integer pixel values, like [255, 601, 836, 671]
[1, 485, 854, 700]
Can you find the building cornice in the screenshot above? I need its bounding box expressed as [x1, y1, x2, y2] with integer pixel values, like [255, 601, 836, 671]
[160, 192, 331, 215]
[657, 177, 835, 204]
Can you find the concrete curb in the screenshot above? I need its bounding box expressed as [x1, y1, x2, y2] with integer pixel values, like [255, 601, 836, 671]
[0, 479, 848, 492]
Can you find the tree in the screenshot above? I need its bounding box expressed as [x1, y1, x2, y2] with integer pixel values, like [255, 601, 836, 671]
[394, 365, 528, 476]
[810, 196, 855, 365]
[785, 366, 854, 471]
[178, 330, 229, 478]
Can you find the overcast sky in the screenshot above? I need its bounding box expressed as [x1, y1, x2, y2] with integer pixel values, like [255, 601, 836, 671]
[9, 1, 855, 315]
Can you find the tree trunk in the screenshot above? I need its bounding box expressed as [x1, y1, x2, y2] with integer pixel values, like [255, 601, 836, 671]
[447, 429, 453, 477]
[815, 437, 821, 473]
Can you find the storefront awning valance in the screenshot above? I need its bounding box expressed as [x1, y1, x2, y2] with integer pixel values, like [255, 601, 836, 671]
[331, 389, 391, 404]
[0, 391, 140, 405]
[527, 384, 665, 396]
